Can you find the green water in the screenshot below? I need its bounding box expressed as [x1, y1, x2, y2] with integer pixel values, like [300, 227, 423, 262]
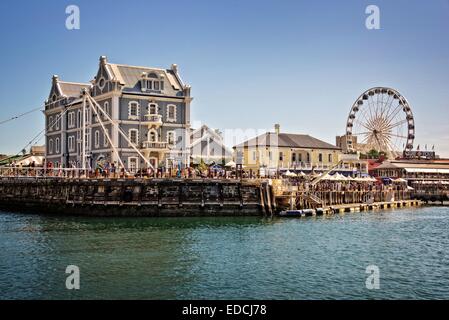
[1, 207, 449, 299]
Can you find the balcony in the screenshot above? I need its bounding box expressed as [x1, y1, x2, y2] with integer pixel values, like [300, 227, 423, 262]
[144, 114, 162, 127]
[142, 140, 169, 151]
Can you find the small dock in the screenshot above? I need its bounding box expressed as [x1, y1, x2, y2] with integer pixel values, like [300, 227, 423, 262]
[329, 199, 422, 214]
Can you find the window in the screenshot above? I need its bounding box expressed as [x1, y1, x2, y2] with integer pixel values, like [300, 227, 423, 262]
[268, 151, 272, 161]
[298, 153, 302, 162]
[77, 110, 81, 127]
[103, 131, 109, 147]
[167, 131, 176, 145]
[128, 101, 140, 120]
[328, 154, 332, 162]
[292, 153, 296, 163]
[148, 103, 158, 115]
[48, 116, 53, 131]
[128, 157, 138, 173]
[103, 102, 109, 119]
[94, 130, 100, 148]
[55, 115, 60, 130]
[55, 138, 60, 154]
[306, 153, 310, 163]
[85, 108, 90, 125]
[68, 136, 75, 152]
[149, 129, 157, 142]
[252, 151, 257, 161]
[279, 152, 283, 161]
[49, 139, 54, 154]
[129, 129, 139, 145]
[141, 78, 164, 92]
[68, 112, 75, 128]
[318, 153, 323, 162]
[98, 77, 106, 89]
[167, 105, 176, 122]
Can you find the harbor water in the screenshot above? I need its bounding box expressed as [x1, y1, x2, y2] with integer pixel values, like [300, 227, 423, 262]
[1, 207, 449, 299]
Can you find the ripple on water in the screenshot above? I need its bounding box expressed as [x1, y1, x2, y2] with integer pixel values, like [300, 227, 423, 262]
[0, 207, 449, 299]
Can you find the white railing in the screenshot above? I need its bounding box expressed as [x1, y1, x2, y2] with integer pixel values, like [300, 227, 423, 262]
[141, 141, 168, 149]
[0, 166, 133, 179]
[278, 163, 357, 172]
[144, 114, 162, 124]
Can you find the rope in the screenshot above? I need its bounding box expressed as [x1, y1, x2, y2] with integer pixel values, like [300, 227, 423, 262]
[0, 96, 70, 127]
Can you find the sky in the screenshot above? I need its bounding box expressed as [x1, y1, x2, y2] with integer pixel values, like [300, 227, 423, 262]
[0, 0, 448, 156]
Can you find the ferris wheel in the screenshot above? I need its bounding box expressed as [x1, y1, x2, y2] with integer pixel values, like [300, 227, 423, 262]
[345, 87, 415, 159]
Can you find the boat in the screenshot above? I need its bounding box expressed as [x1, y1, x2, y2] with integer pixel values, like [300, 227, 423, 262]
[278, 210, 304, 217]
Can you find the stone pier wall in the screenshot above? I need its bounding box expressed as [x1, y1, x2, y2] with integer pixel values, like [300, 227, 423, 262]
[0, 178, 263, 217]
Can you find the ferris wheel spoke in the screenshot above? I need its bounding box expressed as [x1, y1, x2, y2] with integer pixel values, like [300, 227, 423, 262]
[352, 131, 371, 136]
[388, 133, 408, 139]
[383, 94, 396, 118]
[387, 119, 407, 130]
[353, 118, 372, 132]
[386, 104, 402, 123]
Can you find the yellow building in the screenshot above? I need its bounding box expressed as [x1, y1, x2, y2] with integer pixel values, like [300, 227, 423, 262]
[233, 125, 342, 175]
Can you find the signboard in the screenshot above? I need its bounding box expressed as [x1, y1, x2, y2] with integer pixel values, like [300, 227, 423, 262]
[403, 151, 436, 160]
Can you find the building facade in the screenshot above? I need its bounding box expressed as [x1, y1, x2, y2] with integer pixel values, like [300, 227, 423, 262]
[44, 56, 192, 171]
[189, 125, 233, 165]
[233, 125, 342, 175]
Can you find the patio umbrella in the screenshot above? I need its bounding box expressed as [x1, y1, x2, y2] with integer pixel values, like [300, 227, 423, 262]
[283, 170, 297, 177]
[225, 160, 236, 168]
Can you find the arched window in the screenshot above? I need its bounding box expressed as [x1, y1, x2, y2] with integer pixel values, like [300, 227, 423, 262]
[55, 115, 60, 130]
[128, 129, 139, 145]
[68, 136, 75, 152]
[149, 103, 158, 115]
[167, 131, 176, 145]
[77, 110, 81, 126]
[128, 101, 140, 119]
[55, 138, 60, 154]
[167, 105, 176, 122]
[149, 129, 158, 142]
[318, 153, 323, 162]
[103, 130, 109, 147]
[49, 139, 54, 154]
[94, 130, 100, 148]
[48, 116, 53, 131]
[306, 153, 310, 163]
[328, 154, 332, 163]
[103, 101, 109, 119]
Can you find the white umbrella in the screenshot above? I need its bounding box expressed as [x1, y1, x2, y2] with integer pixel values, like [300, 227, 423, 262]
[225, 160, 236, 168]
[393, 178, 407, 183]
[283, 170, 297, 177]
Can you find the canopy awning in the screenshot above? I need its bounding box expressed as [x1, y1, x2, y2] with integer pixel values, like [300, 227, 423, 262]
[405, 168, 449, 174]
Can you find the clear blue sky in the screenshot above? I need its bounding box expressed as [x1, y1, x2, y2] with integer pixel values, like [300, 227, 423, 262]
[0, 0, 448, 156]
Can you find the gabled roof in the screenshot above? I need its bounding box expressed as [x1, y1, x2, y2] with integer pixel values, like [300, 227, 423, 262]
[58, 81, 90, 98]
[105, 62, 183, 90]
[190, 125, 223, 142]
[234, 132, 341, 150]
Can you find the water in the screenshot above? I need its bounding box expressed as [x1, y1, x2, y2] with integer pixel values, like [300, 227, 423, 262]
[1, 207, 449, 300]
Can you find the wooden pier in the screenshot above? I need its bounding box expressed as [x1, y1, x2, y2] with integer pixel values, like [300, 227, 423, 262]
[0, 176, 425, 217]
[0, 177, 266, 217]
